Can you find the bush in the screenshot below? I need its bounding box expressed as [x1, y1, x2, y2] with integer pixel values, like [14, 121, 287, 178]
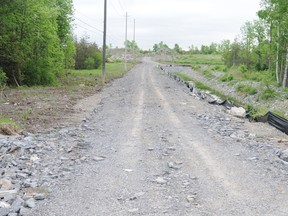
[95, 52, 102, 68]
[84, 57, 95, 69]
[245, 104, 268, 119]
[219, 73, 233, 82]
[23, 60, 57, 86]
[236, 84, 257, 95]
[191, 65, 201, 70]
[259, 88, 279, 100]
[239, 64, 248, 73]
[212, 65, 228, 72]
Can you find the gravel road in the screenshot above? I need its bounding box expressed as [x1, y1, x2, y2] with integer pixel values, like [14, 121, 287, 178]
[29, 58, 288, 216]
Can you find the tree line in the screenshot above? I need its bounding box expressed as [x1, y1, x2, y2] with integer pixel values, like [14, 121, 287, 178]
[0, 0, 103, 87]
[188, 0, 288, 88]
[0, 0, 75, 86]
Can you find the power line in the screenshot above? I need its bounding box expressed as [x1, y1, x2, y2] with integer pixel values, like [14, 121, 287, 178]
[118, 0, 126, 12]
[75, 24, 102, 36]
[74, 9, 103, 23]
[75, 17, 103, 33]
[108, 0, 123, 16]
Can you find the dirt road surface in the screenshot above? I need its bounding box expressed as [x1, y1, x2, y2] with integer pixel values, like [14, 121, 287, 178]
[29, 58, 288, 216]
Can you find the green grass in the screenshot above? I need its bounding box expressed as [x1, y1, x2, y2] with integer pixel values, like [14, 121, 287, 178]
[167, 54, 224, 66]
[0, 118, 20, 130]
[219, 73, 234, 82]
[211, 65, 228, 72]
[175, 73, 193, 82]
[236, 84, 258, 95]
[245, 104, 269, 119]
[259, 88, 279, 100]
[60, 62, 132, 86]
[175, 72, 241, 106]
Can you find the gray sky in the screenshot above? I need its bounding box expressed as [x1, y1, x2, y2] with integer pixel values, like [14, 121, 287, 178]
[73, 0, 261, 50]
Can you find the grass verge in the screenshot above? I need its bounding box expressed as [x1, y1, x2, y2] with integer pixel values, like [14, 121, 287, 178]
[175, 72, 241, 106]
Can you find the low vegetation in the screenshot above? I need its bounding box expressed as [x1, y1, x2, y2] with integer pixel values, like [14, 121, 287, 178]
[236, 84, 258, 95]
[175, 72, 241, 106]
[0, 62, 132, 132]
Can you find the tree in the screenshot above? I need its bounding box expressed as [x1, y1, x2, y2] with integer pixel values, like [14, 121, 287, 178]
[75, 37, 102, 70]
[174, 44, 182, 53]
[258, 0, 288, 87]
[0, 0, 75, 86]
[125, 40, 139, 50]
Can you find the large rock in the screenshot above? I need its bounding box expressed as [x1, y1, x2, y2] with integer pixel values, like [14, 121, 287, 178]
[228, 107, 246, 118]
[11, 196, 24, 213]
[0, 179, 12, 190]
[0, 208, 10, 216]
[279, 149, 288, 162]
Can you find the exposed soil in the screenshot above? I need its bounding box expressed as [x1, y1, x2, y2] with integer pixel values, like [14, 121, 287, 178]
[0, 86, 102, 133]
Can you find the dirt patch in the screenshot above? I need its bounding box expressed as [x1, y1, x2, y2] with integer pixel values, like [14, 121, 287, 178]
[0, 86, 102, 133]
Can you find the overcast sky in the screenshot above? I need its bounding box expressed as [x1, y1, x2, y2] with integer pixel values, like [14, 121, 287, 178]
[73, 0, 261, 50]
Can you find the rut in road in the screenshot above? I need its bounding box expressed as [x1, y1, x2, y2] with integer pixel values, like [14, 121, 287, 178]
[30, 58, 288, 216]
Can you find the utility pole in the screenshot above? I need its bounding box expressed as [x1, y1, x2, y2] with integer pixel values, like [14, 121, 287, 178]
[125, 12, 128, 71]
[102, 0, 107, 84]
[133, 18, 136, 63]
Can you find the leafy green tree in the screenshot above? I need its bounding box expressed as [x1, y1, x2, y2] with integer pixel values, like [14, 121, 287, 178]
[173, 44, 182, 53]
[258, 0, 288, 87]
[125, 40, 139, 50]
[0, 0, 74, 86]
[75, 37, 102, 70]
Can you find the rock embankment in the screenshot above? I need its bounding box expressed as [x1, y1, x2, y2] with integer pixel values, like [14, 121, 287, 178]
[0, 123, 92, 216]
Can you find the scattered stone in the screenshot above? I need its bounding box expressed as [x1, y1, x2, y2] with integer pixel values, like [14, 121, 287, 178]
[25, 198, 36, 208]
[168, 162, 174, 168]
[186, 194, 197, 203]
[167, 146, 176, 151]
[155, 177, 167, 184]
[19, 206, 30, 216]
[92, 156, 105, 162]
[279, 149, 288, 162]
[8, 213, 18, 216]
[0, 190, 18, 196]
[11, 196, 24, 213]
[0, 179, 12, 190]
[0, 201, 10, 208]
[123, 169, 133, 172]
[34, 193, 46, 200]
[0, 208, 10, 216]
[128, 208, 139, 213]
[248, 157, 259, 161]
[228, 107, 246, 118]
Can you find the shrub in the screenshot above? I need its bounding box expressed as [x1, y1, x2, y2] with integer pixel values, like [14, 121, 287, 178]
[84, 57, 95, 69]
[259, 88, 279, 100]
[219, 73, 233, 82]
[239, 64, 248, 73]
[236, 84, 257, 95]
[245, 104, 268, 119]
[191, 65, 201, 70]
[212, 65, 228, 72]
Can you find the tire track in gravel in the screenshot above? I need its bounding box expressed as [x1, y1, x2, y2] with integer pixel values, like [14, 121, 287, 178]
[29, 58, 288, 216]
[145, 58, 288, 215]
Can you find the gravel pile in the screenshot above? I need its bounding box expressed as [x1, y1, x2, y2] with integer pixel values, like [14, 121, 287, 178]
[0, 124, 91, 216]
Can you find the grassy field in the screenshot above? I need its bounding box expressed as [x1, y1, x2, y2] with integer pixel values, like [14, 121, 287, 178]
[60, 62, 131, 86]
[170, 54, 223, 66]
